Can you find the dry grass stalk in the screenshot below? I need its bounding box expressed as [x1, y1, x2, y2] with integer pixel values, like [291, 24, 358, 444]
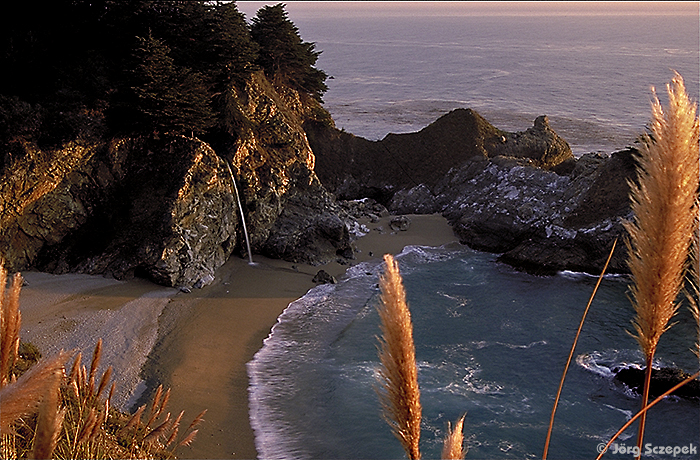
[687, 206, 699, 359]
[0, 351, 68, 434]
[1, 265, 23, 387]
[30, 365, 65, 460]
[441, 414, 466, 460]
[178, 429, 198, 447]
[543, 239, 617, 459]
[624, 72, 700, 455]
[0, 265, 205, 458]
[376, 254, 422, 460]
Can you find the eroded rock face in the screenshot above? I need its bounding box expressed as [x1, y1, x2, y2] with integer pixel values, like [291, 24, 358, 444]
[0, 70, 353, 286]
[401, 149, 636, 274]
[307, 108, 574, 202]
[226, 71, 353, 265]
[308, 107, 631, 275]
[1, 137, 240, 288]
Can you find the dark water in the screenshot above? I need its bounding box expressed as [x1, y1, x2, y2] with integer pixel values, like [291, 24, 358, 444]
[248, 245, 699, 459]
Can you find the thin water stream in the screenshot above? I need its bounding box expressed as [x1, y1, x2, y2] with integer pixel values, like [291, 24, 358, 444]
[226, 161, 255, 265]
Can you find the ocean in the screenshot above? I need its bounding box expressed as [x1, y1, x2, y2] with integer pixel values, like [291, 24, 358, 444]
[246, 11, 700, 460]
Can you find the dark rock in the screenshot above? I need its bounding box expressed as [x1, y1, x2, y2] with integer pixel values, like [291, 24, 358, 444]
[389, 184, 440, 215]
[308, 106, 630, 275]
[614, 367, 700, 400]
[312, 269, 336, 284]
[308, 108, 573, 204]
[0, 70, 353, 285]
[15, 137, 240, 288]
[389, 215, 411, 232]
[261, 185, 353, 265]
[491, 115, 574, 168]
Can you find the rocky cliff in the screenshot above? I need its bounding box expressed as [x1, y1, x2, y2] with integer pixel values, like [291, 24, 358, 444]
[0, 70, 352, 288]
[305, 109, 575, 202]
[1, 71, 637, 283]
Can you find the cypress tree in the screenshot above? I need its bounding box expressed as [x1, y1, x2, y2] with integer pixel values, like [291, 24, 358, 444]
[131, 33, 214, 136]
[250, 3, 327, 101]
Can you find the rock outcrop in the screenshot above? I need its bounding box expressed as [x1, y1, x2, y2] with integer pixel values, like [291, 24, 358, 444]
[225, 72, 353, 265]
[0, 77, 638, 282]
[1, 137, 240, 288]
[614, 366, 700, 400]
[308, 109, 635, 275]
[0, 70, 353, 287]
[306, 108, 574, 201]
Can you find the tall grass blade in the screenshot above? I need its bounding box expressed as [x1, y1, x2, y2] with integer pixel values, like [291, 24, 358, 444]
[543, 239, 617, 459]
[441, 414, 466, 460]
[30, 364, 64, 460]
[0, 352, 68, 434]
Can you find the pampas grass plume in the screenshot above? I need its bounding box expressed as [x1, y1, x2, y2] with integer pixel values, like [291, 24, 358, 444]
[624, 71, 699, 453]
[626, 71, 699, 359]
[442, 414, 466, 460]
[376, 254, 422, 460]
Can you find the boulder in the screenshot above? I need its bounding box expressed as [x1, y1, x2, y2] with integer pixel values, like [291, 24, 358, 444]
[312, 269, 336, 284]
[389, 215, 411, 232]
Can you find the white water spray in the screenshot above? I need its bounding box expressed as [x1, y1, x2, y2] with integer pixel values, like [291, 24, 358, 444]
[226, 161, 255, 265]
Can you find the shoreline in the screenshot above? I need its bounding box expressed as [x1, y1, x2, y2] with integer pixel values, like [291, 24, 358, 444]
[19, 213, 458, 459]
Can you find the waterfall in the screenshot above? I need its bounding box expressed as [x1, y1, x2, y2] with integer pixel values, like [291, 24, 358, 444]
[226, 161, 255, 265]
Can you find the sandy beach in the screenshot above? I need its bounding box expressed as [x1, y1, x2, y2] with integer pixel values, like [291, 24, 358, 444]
[19, 213, 458, 459]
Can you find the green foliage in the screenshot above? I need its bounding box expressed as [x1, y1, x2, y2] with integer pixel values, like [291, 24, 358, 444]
[251, 3, 328, 101]
[130, 34, 214, 136]
[0, 0, 327, 155]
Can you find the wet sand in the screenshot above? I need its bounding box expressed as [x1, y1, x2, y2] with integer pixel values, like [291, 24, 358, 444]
[19, 213, 458, 459]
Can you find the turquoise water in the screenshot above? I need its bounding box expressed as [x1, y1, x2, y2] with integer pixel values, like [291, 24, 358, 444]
[248, 245, 699, 459]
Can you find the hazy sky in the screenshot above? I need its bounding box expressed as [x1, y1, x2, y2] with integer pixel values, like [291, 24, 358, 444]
[236, 1, 699, 19]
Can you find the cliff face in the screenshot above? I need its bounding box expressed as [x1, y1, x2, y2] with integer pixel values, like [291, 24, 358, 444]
[0, 70, 351, 287]
[0, 137, 239, 287]
[227, 71, 352, 264]
[0, 70, 636, 281]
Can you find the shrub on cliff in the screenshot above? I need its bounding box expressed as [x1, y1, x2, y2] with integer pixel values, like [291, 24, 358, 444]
[0, 0, 323, 154]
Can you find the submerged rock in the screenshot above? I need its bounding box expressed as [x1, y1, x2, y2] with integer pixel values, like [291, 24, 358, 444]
[614, 367, 700, 400]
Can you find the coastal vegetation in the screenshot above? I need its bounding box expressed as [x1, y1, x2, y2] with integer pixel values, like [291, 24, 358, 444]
[0, 263, 204, 459]
[0, 1, 327, 169]
[376, 73, 699, 459]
